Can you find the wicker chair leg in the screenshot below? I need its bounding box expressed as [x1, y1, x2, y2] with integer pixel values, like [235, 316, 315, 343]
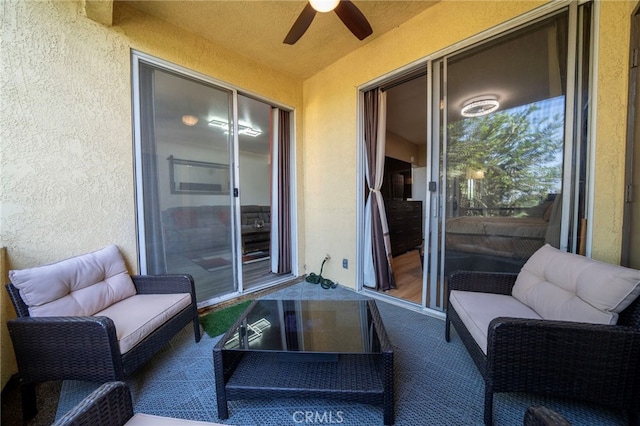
[484, 387, 494, 426]
[193, 317, 202, 342]
[445, 316, 451, 342]
[212, 350, 229, 419]
[21, 382, 37, 420]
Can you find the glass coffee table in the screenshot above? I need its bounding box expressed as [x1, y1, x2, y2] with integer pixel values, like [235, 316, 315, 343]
[213, 299, 394, 425]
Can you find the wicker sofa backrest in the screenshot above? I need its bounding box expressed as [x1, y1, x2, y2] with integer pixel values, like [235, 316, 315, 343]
[6, 283, 30, 318]
[617, 293, 640, 331]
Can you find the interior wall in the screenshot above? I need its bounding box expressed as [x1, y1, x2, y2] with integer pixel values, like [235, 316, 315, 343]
[156, 137, 230, 211]
[302, 0, 633, 289]
[239, 152, 271, 206]
[385, 131, 419, 166]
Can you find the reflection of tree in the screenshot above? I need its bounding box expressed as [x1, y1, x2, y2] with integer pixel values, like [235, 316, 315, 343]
[447, 103, 563, 214]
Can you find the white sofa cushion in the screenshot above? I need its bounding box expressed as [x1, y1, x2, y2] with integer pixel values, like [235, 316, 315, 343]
[126, 413, 228, 425]
[9, 245, 136, 317]
[95, 293, 191, 354]
[512, 244, 640, 324]
[449, 290, 542, 354]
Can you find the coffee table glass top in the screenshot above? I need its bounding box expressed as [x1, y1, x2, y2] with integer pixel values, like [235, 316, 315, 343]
[221, 299, 382, 354]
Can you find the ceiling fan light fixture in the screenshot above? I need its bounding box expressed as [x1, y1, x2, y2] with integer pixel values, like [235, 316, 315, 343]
[309, 0, 339, 13]
[181, 115, 199, 126]
[461, 97, 500, 117]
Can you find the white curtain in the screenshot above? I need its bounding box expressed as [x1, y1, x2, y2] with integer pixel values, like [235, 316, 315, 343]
[363, 90, 394, 289]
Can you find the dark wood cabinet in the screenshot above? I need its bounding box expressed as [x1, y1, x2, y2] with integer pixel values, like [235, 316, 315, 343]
[384, 200, 423, 257]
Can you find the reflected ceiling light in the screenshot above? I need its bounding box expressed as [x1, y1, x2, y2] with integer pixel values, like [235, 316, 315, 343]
[208, 118, 229, 130]
[181, 115, 199, 126]
[208, 118, 262, 137]
[239, 127, 262, 137]
[309, 0, 340, 12]
[461, 96, 499, 117]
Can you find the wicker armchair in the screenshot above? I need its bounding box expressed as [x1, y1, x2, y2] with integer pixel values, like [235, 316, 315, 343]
[52, 381, 226, 425]
[52, 381, 134, 426]
[6, 274, 201, 421]
[523, 405, 571, 426]
[445, 271, 640, 425]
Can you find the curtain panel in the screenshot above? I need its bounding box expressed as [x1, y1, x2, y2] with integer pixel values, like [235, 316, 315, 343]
[273, 108, 292, 274]
[363, 89, 396, 291]
[139, 64, 167, 274]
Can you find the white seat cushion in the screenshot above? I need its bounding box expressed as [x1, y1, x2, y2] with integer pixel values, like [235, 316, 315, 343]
[512, 244, 640, 324]
[126, 413, 228, 425]
[450, 290, 542, 354]
[95, 293, 191, 354]
[9, 245, 136, 317]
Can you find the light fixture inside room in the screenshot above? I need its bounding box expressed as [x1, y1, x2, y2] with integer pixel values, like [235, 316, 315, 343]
[466, 169, 485, 180]
[309, 0, 340, 12]
[208, 118, 262, 137]
[181, 115, 199, 126]
[461, 96, 500, 118]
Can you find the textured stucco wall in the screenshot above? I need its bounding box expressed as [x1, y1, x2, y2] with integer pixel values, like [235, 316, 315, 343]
[1, 1, 302, 267]
[0, 0, 302, 386]
[1, 247, 17, 388]
[2, 0, 136, 266]
[302, 0, 546, 287]
[591, 0, 635, 263]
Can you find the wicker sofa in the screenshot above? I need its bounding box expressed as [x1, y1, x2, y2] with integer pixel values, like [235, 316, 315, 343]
[445, 245, 640, 425]
[162, 205, 231, 254]
[161, 205, 270, 255]
[5, 245, 201, 420]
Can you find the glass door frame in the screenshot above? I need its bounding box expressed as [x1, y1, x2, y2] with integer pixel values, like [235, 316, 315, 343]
[131, 51, 298, 308]
[357, 0, 594, 315]
[425, 2, 586, 312]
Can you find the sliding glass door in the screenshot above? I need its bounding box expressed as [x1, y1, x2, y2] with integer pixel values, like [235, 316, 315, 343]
[360, 3, 593, 313]
[425, 5, 591, 310]
[135, 61, 237, 303]
[236, 94, 274, 290]
[133, 54, 295, 306]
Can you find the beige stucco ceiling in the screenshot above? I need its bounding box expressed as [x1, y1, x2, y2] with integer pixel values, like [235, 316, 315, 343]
[121, 1, 438, 80]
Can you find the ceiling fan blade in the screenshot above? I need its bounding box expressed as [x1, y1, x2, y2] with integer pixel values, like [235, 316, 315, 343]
[283, 3, 317, 45]
[334, 0, 373, 41]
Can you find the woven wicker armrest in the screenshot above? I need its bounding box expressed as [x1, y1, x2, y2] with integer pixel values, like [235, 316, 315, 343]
[524, 405, 571, 426]
[7, 316, 123, 383]
[487, 317, 640, 408]
[52, 381, 133, 426]
[488, 316, 640, 355]
[448, 271, 518, 295]
[132, 274, 195, 296]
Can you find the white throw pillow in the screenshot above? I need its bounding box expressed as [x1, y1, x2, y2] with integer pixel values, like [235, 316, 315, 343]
[9, 244, 136, 317]
[512, 244, 640, 324]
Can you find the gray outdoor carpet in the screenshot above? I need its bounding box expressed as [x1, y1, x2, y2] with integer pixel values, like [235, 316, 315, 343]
[56, 282, 627, 425]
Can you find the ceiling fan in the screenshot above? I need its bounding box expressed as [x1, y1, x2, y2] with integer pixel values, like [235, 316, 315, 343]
[283, 0, 373, 45]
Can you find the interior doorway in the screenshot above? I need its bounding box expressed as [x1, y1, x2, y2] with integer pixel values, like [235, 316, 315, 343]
[380, 74, 428, 305]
